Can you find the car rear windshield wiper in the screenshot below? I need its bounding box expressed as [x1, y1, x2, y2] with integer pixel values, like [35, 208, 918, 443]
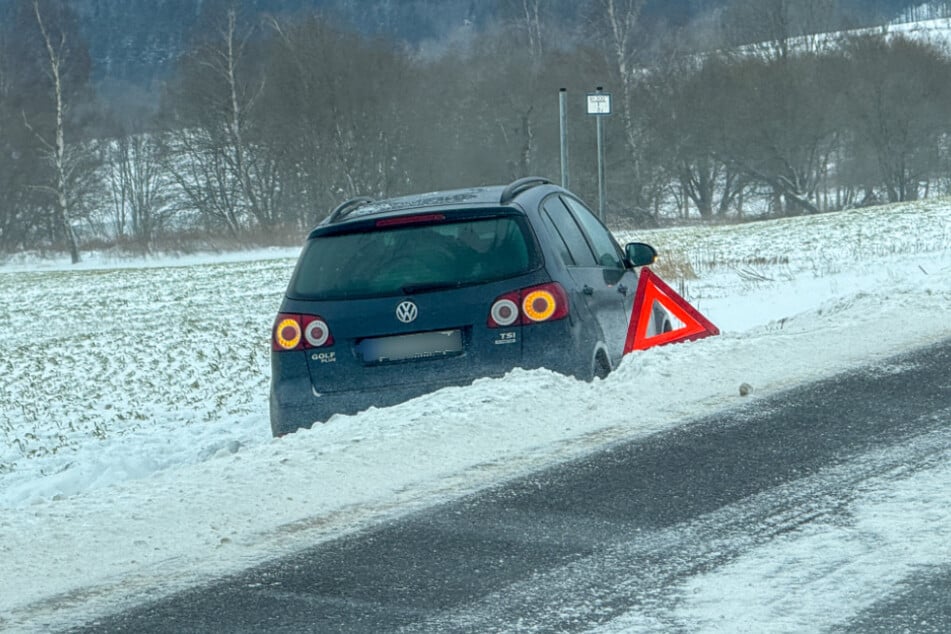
[401, 281, 466, 294]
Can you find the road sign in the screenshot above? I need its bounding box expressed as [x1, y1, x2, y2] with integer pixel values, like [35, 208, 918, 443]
[586, 92, 612, 115]
[623, 268, 720, 353]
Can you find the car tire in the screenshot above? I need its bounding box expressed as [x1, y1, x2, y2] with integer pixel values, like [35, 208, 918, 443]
[593, 349, 611, 380]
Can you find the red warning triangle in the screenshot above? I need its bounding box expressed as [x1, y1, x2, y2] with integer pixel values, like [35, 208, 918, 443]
[623, 267, 719, 353]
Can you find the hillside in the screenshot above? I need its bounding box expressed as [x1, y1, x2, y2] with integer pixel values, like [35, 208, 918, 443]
[0, 0, 926, 85]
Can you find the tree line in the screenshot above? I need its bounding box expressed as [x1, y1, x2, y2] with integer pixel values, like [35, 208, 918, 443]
[3, 0, 951, 261]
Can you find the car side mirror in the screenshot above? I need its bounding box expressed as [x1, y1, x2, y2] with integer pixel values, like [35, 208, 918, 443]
[625, 242, 658, 268]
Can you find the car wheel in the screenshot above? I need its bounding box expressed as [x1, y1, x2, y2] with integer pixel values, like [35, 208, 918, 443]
[662, 319, 673, 333]
[593, 350, 611, 380]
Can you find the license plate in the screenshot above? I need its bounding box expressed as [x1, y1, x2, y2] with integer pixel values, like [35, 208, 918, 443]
[356, 329, 464, 364]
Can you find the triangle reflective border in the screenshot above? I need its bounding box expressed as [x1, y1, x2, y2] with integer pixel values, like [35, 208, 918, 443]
[623, 267, 720, 353]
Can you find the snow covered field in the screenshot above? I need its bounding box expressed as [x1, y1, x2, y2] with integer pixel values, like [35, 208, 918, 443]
[1, 199, 950, 631]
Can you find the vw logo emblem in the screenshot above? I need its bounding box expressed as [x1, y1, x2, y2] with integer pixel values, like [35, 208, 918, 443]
[396, 300, 418, 324]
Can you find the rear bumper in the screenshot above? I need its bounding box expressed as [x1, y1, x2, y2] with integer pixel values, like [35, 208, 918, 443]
[269, 373, 495, 436]
[269, 315, 597, 437]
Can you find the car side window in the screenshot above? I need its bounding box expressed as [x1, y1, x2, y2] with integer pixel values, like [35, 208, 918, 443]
[561, 196, 624, 269]
[541, 197, 597, 267]
[539, 205, 574, 265]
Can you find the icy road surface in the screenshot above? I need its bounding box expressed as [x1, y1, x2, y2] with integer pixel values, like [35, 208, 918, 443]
[74, 338, 951, 633]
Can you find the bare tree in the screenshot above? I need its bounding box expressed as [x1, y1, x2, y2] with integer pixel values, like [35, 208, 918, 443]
[841, 35, 951, 203]
[725, 54, 841, 215]
[645, 57, 738, 219]
[213, 7, 275, 232]
[582, 0, 675, 217]
[24, 0, 84, 262]
[104, 133, 173, 251]
[500, 0, 546, 61]
[162, 127, 244, 237]
[587, 0, 646, 156]
[0, 1, 99, 255]
[163, 2, 284, 239]
[262, 12, 412, 216]
[0, 37, 16, 250]
[721, 0, 843, 60]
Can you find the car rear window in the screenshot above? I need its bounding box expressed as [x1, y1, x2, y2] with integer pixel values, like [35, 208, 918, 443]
[290, 215, 539, 299]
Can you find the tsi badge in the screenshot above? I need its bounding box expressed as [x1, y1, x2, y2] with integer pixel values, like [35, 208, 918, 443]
[494, 331, 518, 345]
[312, 351, 336, 364]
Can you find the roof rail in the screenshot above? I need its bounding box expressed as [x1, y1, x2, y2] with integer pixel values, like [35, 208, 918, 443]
[328, 197, 373, 223]
[500, 177, 552, 205]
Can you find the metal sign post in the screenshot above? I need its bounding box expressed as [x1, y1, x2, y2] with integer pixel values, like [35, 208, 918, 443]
[586, 87, 611, 222]
[559, 88, 569, 189]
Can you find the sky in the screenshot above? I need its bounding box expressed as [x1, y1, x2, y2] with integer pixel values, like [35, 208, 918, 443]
[0, 197, 950, 632]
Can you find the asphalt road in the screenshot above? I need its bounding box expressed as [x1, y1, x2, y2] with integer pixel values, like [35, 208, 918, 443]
[76, 337, 951, 633]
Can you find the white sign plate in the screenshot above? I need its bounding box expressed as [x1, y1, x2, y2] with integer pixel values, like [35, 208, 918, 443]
[586, 93, 612, 115]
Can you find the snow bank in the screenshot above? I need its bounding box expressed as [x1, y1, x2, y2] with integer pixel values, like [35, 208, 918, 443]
[1, 199, 949, 631]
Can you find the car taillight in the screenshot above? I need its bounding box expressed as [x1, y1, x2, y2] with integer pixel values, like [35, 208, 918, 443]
[272, 314, 334, 351]
[274, 315, 302, 350]
[303, 316, 333, 347]
[488, 283, 569, 327]
[490, 294, 520, 327]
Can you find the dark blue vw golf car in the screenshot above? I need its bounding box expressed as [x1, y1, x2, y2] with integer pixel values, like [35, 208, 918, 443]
[270, 177, 666, 436]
